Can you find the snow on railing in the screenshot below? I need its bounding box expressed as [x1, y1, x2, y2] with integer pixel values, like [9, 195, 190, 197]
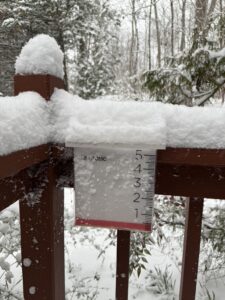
[0, 92, 49, 156]
[1, 34, 225, 156]
[52, 89, 225, 150]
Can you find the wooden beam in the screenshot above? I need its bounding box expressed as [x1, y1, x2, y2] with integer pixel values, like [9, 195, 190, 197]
[179, 198, 204, 300]
[157, 148, 225, 167]
[20, 161, 65, 300]
[155, 164, 225, 199]
[0, 144, 49, 180]
[14, 74, 65, 100]
[15, 74, 66, 300]
[116, 230, 130, 300]
[0, 169, 32, 211]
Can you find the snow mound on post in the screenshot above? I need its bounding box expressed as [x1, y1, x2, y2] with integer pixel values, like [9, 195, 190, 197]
[51, 89, 167, 148]
[0, 92, 50, 156]
[15, 34, 64, 79]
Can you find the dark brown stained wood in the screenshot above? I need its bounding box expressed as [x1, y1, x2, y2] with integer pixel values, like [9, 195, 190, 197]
[157, 148, 225, 167]
[179, 198, 204, 300]
[51, 146, 74, 188]
[14, 74, 65, 100]
[15, 74, 66, 299]
[20, 161, 65, 300]
[155, 164, 225, 199]
[0, 144, 49, 180]
[116, 230, 130, 300]
[0, 169, 32, 211]
[51, 145, 73, 160]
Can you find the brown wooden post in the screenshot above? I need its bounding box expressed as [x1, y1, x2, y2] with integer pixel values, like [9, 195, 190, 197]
[179, 197, 204, 300]
[14, 75, 65, 300]
[116, 230, 130, 300]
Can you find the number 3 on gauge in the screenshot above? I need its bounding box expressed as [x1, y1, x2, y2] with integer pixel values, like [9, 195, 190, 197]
[134, 177, 141, 188]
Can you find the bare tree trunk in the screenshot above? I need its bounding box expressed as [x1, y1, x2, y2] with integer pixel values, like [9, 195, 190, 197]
[207, 0, 218, 18]
[148, 0, 152, 69]
[144, 12, 147, 69]
[204, 0, 218, 36]
[180, 0, 187, 51]
[162, 6, 167, 59]
[129, 0, 138, 75]
[219, 0, 224, 48]
[170, 0, 174, 56]
[195, 0, 208, 32]
[154, 0, 161, 68]
[192, 0, 208, 49]
[134, 9, 139, 74]
[129, 0, 135, 75]
[193, 0, 218, 46]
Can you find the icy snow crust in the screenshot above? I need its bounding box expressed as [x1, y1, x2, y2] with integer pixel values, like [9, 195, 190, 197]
[0, 92, 49, 156]
[52, 89, 225, 150]
[1, 89, 225, 156]
[15, 34, 64, 79]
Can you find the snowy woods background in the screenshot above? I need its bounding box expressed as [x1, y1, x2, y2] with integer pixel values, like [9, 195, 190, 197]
[1, 0, 225, 102]
[1, 0, 225, 299]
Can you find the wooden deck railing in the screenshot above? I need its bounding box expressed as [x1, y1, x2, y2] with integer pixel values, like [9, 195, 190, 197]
[0, 74, 224, 299]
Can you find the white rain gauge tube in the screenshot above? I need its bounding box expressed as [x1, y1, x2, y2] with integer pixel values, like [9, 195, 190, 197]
[68, 144, 162, 232]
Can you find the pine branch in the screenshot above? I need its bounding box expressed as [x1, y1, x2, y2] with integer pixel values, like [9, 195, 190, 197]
[195, 79, 225, 106]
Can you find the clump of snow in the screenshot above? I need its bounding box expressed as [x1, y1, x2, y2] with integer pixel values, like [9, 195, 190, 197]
[23, 258, 32, 267]
[51, 89, 167, 148]
[29, 286, 36, 295]
[2, 18, 15, 28]
[15, 34, 64, 79]
[193, 47, 225, 60]
[209, 48, 225, 59]
[0, 92, 50, 156]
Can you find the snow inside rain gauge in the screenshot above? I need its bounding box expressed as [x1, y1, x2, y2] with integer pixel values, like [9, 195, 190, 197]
[65, 96, 166, 232]
[67, 144, 164, 232]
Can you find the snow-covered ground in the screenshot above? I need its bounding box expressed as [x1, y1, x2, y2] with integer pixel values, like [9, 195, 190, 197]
[1, 190, 225, 300]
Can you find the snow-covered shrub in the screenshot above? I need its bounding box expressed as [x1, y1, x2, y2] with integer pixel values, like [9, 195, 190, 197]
[143, 46, 225, 106]
[145, 266, 176, 297]
[0, 204, 22, 299]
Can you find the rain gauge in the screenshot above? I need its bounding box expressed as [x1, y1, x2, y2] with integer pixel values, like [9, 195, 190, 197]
[67, 143, 163, 232]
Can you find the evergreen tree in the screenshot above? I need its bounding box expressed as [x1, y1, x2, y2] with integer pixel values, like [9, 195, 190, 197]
[73, 0, 121, 99]
[0, 0, 121, 97]
[143, 45, 225, 106]
[143, 0, 225, 106]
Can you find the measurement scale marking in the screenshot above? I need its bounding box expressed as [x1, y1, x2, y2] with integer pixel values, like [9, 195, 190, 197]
[131, 149, 156, 230]
[141, 197, 154, 200]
